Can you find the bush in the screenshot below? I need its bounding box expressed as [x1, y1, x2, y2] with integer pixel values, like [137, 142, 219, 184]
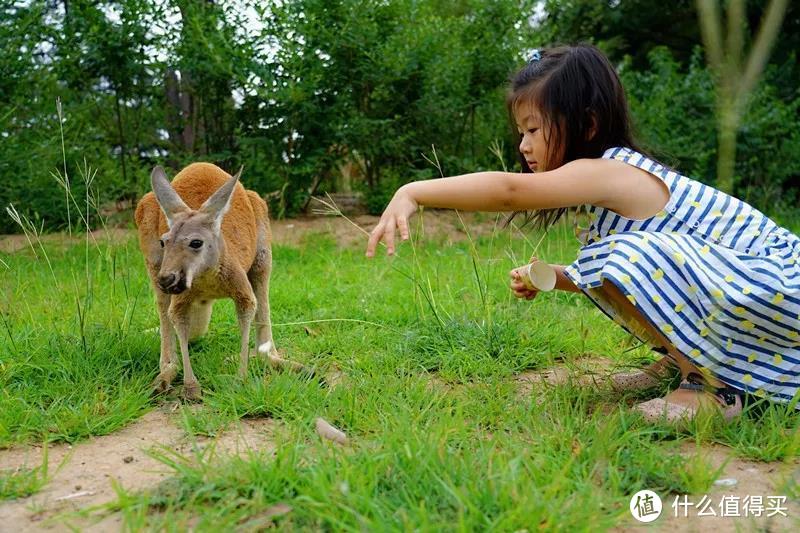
[621, 47, 800, 211]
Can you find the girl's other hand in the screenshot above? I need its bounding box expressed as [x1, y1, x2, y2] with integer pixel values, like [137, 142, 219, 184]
[509, 255, 540, 300]
[366, 185, 419, 257]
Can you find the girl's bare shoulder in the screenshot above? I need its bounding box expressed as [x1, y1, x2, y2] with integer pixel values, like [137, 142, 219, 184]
[580, 157, 671, 219]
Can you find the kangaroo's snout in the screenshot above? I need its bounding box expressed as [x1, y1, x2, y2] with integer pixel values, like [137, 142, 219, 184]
[157, 271, 187, 294]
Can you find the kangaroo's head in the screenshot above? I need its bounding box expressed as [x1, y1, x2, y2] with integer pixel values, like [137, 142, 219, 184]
[150, 165, 241, 294]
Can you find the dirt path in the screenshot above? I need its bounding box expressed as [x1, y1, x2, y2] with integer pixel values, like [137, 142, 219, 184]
[0, 408, 277, 532]
[0, 211, 505, 254]
[624, 443, 800, 532]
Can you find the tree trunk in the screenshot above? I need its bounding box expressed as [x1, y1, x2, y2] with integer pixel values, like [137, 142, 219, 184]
[114, 91, 128, 187]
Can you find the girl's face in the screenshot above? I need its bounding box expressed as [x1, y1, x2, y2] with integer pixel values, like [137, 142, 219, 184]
[514, 101, 555, 172]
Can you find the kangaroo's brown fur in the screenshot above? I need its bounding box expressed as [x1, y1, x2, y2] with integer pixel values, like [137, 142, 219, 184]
[135, 162, 278, 399]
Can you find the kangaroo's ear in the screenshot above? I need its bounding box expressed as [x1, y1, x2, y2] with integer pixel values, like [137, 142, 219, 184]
[151, 166, 188, 226]
[200, 166, 242, 229]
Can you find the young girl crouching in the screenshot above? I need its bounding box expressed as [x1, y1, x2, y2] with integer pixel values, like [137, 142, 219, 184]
[366, 44, 800, 424]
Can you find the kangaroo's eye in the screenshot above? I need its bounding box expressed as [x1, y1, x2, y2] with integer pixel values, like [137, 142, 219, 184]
[189, 239, 204, 249]
[159, 239, 164, 248]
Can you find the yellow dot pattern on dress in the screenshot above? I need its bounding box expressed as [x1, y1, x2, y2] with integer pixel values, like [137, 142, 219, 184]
[571, 147, 800, 409]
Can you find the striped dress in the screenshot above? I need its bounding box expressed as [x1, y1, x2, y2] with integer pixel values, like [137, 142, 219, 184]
[563, 147, 800, 408]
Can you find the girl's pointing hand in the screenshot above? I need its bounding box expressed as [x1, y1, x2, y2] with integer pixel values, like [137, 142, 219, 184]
[366, 185, 419, 257]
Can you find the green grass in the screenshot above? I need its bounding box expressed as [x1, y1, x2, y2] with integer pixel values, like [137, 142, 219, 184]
[1, 213, 798, 529]
[0, 447, 49, 501]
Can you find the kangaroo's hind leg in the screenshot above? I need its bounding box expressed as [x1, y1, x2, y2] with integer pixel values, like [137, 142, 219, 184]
[249, 245, 278, 358]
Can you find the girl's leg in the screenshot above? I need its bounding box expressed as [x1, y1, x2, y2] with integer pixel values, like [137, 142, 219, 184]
[595, 281, 728, 410]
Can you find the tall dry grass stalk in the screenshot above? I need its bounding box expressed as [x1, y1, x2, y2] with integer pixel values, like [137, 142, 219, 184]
[696, 0, 789, 193]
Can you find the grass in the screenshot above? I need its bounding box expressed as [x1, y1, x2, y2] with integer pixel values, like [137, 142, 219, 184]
[1, 210, 799, 529]
[0, 453, 49, 501]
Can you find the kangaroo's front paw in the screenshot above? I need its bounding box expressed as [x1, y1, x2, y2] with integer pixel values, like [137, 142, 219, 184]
[182, 380, 202, 402]
[151, 364, 178, 395]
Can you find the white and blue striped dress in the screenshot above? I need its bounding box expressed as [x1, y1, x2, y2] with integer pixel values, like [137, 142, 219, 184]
[563, 147, 800, 407]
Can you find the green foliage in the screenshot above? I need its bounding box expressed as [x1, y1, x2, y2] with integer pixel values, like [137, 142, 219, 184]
[1, 1, 799, 231]
[622, 46, 800, 206]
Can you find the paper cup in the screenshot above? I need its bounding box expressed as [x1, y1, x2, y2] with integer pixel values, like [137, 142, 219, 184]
[520, 261, 556, 292]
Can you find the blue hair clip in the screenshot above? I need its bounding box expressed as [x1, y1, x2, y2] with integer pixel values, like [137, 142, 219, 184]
[528, 49, 542, 63]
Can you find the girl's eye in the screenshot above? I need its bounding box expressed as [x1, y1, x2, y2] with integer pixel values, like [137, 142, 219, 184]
[189, 240, 204, 249]
[528, 128, 539, 134]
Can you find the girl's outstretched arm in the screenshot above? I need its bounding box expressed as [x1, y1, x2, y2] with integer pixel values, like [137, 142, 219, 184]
[366, 158, 624, 257]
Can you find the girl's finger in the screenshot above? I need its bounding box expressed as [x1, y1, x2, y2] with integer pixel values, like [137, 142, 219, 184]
[398, 217, 409, 241]
[385, 217, 397, 255]
[510, 280, 526, 291]
[366, 222, 385, 257]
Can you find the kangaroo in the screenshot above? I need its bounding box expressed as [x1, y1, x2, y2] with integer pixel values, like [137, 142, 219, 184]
[134, 163, 278, 399]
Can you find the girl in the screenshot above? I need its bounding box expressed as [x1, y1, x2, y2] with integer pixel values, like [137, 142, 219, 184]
[365, 44, 800, 424]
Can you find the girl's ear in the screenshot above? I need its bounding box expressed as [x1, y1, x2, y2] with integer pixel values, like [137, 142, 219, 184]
[586, 110, 598, 141]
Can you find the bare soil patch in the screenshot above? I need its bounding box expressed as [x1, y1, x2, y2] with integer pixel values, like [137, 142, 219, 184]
[0, 409, 277, 532]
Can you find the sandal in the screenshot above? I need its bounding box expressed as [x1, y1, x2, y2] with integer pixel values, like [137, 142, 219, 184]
[608, 368, 669, 392]
[634, 373, 743, 424]
[605, 357, 677, 392]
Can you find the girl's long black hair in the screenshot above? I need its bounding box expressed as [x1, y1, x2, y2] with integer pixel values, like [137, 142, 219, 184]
[506, 43, 648, 230]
